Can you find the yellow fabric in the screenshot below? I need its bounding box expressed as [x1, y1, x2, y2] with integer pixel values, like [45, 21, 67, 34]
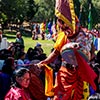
[54, 31, 67, 52]
[55, 9, 73, 30]
[82, 81, 90, 100]
[56, 24, 60, 32]
[40, 23, 45, 31]
[44, 64, 54, 97]
[69, 0, 76, 33]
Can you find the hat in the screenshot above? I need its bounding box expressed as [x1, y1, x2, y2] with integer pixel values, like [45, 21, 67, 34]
[36, 43, 41, 47]
[55, 0, 76, 35]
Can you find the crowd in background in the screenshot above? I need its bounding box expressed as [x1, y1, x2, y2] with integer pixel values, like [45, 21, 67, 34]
[0, 19, 100, 100]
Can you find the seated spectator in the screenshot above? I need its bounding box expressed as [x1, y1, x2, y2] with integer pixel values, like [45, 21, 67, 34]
[0, 49, 12, 60]
[7, 42, 16, 57]
[33, 43, 47, 61]
[5, 68, 32, 100]
[0, 60, 4, 71]
[25, 47, 34, 62]
[17, 51, 26, 69]
[34, 43, 43, 55]
[0, 57, 15, 100]
[14, 42, 25, 60]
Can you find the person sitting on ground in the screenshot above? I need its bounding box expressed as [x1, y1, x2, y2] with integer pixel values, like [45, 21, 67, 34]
[5, 68, 32, 100]
[16, 51, 26, 69]
[33, 43, 47, 61]
[25, 47, 34, 61]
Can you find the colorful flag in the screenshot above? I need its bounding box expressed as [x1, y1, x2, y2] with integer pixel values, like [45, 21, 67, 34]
[88, 4, 92, 30]
[55, 0, 76, 33]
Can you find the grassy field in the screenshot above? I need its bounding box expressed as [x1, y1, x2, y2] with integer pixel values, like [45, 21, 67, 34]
[3, 30, 54, 56]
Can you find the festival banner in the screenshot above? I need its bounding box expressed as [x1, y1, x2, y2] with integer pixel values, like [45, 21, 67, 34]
[88, 4, 92, 30]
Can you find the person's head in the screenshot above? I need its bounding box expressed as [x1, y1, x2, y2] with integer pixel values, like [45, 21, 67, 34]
[26, 48, 34, 60]
[16, 32, 21, 38]
[36, 42, 41, 47]
[57, 18, 68, 31]
[14, 68, 31, 88]
[27, 47, 34, 55]
[2, 57, 15, 75]
[57, 18, 73, 36]
[18, 51, 26, 60]
[35, 43, 42, 49]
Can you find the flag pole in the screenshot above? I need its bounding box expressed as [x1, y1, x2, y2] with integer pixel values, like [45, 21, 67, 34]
[88, 2, 92, 30]
[79, 4, 82, 21]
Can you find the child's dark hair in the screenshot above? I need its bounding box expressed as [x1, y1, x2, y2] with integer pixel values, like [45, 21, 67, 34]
[12, 68, 31, 87]
[18, 52, 25, 59]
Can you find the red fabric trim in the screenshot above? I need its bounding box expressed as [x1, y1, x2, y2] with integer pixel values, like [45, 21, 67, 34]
[74, 49, 97, 90]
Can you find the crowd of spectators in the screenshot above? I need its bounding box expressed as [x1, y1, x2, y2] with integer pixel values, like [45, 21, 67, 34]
[0, 27, 100, 99]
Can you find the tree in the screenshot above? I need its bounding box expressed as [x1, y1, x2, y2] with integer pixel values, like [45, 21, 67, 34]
[33, 0, 55, 22]
[74, 0, 100, 28]
[27, 0, 38, 20]
[0, 0, 100, 28]
[0, 0, 38, 24]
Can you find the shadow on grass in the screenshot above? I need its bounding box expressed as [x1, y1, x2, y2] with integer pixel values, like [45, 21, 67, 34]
[3, 30, 32, 39]
[3, 35, 16, 39]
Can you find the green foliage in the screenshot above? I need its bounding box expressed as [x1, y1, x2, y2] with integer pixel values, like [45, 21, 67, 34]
[0, 0, 38, 23]
[92, 0, 100, 24]
[27, 0, 38, 20]
[1, 13, 8, 23]
[0, 0, 100, 28]
[74, 0, 100, 28]
[33, 0, 55, 22]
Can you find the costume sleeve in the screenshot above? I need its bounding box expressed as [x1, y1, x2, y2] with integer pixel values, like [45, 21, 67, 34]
[54, 31, 67, 52]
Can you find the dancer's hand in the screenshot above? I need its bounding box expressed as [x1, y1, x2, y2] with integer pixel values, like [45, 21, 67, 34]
[37, 60, 47, 68]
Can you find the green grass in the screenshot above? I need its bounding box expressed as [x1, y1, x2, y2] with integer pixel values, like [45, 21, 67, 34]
[3, 31, 54, 56]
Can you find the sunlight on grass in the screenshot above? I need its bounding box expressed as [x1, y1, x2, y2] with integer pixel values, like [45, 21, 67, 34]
[7, 36, 54, 56]
[24, 37, 54, 56]
[4, 30, 54, 56]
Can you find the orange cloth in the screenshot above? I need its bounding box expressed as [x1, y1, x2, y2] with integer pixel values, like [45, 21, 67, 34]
[44, 65, 54, 97]
[54, 66, 83, 100]
[28, 68, 47, 100]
